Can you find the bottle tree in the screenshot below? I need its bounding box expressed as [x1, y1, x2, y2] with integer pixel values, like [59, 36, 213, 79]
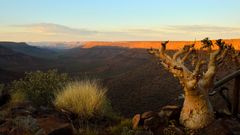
[148, 38, 232, 129]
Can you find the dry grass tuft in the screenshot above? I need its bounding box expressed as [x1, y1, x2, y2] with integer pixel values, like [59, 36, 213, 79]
[54, 80, 111, 119]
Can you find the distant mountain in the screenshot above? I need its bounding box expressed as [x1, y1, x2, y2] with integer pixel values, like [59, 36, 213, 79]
[0, 45, 53, 71]
[82, 39, 240, 50]
[0, 42, 57, 58]
[0, 42, 151, 80]
[28, 41, 84, 50]
[0, 41, 236, 116]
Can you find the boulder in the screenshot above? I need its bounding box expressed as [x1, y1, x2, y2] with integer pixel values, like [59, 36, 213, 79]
[132, 114, 141, 129]
[141, 111, 158, 120]
[37, 115, 74, 135]
[48, 123, 73, 135]
[143, 116, 160, 130]
[158, 105, 181, 121]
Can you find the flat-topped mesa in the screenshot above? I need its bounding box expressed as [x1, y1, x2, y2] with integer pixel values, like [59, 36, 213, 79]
[148, 38, 238, 129]
[82, 39, 240, 50]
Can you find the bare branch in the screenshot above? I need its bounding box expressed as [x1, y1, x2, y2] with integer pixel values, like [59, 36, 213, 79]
[180, 44, 195, 63]
[200, 40, 224, 91]
[159, 41, 172, 62]
[201, 37, 213, 51]
[193, 60, 206, 78]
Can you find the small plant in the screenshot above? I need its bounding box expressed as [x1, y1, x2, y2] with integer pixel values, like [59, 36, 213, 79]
[54, 79, 112, 119]
[10, 70, 69, 106]
[84, 127, 99, 135]
[10, 90, 26, 104]
[109, 119, 134, 135]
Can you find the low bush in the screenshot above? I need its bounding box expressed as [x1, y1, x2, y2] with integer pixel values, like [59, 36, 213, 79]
[109, 119, 134, 135]
[10, 70, 69, 106]
[54, 79, 111, 119]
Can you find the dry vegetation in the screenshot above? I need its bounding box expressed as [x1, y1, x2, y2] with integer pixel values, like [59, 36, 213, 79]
[54, 80, 112, 119]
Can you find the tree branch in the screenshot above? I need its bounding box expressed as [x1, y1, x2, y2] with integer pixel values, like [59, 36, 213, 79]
[180, 44, 195, 63]
[192, 60, 206, 78]
[200, 40, 224, 91]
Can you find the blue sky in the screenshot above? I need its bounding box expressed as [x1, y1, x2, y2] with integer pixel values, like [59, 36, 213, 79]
[0, 0, 240, 41]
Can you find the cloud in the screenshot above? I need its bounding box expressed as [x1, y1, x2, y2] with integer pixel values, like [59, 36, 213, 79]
[165, 25, 240, 33]
[2, 23, 240, 41]
[14, 23, 98, 35]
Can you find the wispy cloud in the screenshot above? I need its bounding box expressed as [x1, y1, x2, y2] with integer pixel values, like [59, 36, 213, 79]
[165, 25, 240, 33]
[14, 23, 98, 35]
[1, 23, 240, 41]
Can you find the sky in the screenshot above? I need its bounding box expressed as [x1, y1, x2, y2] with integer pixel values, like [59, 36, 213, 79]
[0, 0, 240, 41]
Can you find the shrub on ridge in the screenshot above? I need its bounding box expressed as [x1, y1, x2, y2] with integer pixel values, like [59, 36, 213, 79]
[10, 70, 69, 106]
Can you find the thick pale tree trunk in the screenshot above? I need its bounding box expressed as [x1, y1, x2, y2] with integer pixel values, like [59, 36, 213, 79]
[148, 39, 232, 129]
[180, 87, 214, 129]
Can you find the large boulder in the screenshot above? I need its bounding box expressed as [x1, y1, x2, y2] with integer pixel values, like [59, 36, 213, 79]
[141, 111, 158, 120]
[132, 114, 141, 129]
[37, 115, 74, 135]
[132, 111, 163, 131]
[143, 116, 161, 130]
[158, 105, 181, 121]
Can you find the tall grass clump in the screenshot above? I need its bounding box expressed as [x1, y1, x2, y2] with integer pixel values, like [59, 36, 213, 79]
[10, 70, 69, 106]
[54, 80, 111, 119]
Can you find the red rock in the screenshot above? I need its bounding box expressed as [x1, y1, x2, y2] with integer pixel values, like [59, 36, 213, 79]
[143, 117, 160, 130]
[159, 105, 181, 121]
[37, 115, 74, 135]
[141, 111, 158, 120]
[83, 40, 240, 50]
[132, 114, 141, 129]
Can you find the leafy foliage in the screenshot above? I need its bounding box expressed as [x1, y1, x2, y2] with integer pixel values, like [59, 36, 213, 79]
[10, 70, 69, 106]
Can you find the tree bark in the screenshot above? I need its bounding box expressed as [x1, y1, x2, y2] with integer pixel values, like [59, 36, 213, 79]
[180, 87, 214, 129]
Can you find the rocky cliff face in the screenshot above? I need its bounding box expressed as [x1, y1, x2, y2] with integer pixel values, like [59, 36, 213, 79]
[82, 39, 240, 50]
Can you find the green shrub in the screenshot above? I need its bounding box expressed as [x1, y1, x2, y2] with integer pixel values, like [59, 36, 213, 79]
[10, 70, 69, 106]
[109, 119, 134, 135]
[54, 80, 111, 119]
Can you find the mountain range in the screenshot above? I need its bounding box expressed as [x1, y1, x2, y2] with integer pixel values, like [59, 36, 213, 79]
[29, 39, 240, 50]
[0, 40, 238, 116]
